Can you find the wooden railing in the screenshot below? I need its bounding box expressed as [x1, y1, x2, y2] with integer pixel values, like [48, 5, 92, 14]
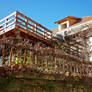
[0, 12, 16, 35]
[0, 39, 92, 78]
[0, 11, 52, 40]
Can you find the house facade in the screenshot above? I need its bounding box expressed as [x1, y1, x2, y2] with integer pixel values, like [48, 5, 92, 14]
[52, 16, 92, 62]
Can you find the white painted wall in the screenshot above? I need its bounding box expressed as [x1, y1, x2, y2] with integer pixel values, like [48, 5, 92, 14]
[58, 21, 69, 36]
[56, 20, 92, 36]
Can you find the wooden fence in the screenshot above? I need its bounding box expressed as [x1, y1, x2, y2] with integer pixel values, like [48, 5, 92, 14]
[0, 37, 92, 78]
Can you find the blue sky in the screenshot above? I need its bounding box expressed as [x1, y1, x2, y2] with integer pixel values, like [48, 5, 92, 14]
[0, 0, 92, 30]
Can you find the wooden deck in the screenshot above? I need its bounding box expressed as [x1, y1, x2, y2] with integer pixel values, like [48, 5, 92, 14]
[0, 11, 52, 46]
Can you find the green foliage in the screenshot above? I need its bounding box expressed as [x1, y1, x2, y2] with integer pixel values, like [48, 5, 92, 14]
[14, 57, 23, 66]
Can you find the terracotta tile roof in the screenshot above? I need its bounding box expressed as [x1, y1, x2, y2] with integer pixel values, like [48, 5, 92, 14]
[71, 16, 92, 27]
[55, 16, 81, 24]
[52, 28, 58, 34]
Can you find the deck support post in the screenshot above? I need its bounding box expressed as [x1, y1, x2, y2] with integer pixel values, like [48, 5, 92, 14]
[35, 54, 38, 69]
[70, 64, 72, 74]
[30, 51, 33, 67]
[67, 64, 69, 72]
[9, 47, 13, 66]
[55, 57, 58, 73]
[23, 50, 26, 66]
[63, 64, 65, 74]
[46, 56, 48, 72]
[2, 45, 5, 66]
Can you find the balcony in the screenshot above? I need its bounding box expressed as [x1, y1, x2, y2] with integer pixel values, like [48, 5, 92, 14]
[0, 11, 52, 45]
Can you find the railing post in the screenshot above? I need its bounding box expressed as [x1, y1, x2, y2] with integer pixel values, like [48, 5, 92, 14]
[34, 24, 37, 34]
[4, 18, 8, 33]
[14, 11, 17, 27]
[1, 35, 6, 66]
[54, 49, 57, 73]
[46, 57, 48, 72]
[76, 64, 78, 74]
[46, 48, 49, 71]
[23, 50, 26, 66]
[35, 52, 38, 69]
[67, 64, 69, 72]
[30, 51, 33, 67]
[25, 19, 28, 30]
[63, 64, 65, 74]
[2, 45, 5, 66]
[44, 29, 46, 39]
[59, 61, 61, 73]
[9, 47, 13, 66]
[51, 32, 52, 40]
[70, 64, 72, 74]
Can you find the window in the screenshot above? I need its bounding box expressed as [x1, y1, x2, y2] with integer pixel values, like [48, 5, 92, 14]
[58, 21, 69, 32]
[60, 21, 69, 30]
[61, 23, 67, 29]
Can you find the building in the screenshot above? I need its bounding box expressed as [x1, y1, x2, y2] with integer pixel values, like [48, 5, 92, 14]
[52, 16, 92, 62]
[0, 11, 92, 62]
